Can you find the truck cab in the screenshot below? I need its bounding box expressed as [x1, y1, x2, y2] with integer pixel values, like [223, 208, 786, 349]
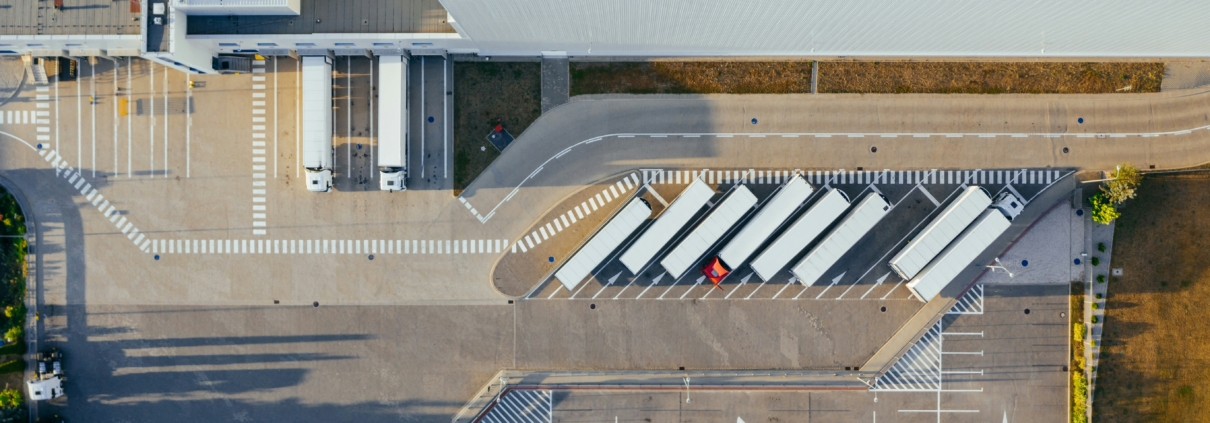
[306, 169, 333, 193]
[992, 192, 1024, 220]
[28, 348, 64, 401]
[379, 169, 406, 192]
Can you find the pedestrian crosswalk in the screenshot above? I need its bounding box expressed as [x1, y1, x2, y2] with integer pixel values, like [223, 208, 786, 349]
[642, 168, 1062, 186]
[37, 147, 152, 253]
[479, 390, 552, 423]
[150, 238, 511, 255]
[871, 321, 943, 391]
[251, 60, 269, 235]
[511, 172, 640, 254]
[947, 284, 985, 315]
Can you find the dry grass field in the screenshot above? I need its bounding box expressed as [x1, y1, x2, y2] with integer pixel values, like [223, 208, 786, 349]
[570, 62, 1163, 95]
[453, 62, 542, 194]
[1095, 173, 1210, 422]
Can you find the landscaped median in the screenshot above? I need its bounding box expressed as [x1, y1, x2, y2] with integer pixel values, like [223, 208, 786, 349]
[0, 185, 28, 418]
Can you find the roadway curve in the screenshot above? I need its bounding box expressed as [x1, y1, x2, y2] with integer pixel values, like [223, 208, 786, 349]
[464, 89, 1210, 246]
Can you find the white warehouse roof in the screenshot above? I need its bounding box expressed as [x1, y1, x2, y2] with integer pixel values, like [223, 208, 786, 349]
[554, 198, 652, 290]
[440, 0, 1210, 57]
[889, 186, 992, 281]
[620, 179, 715, 274]
[906, 208, 1012, 302]
[791, 192, 889, 287]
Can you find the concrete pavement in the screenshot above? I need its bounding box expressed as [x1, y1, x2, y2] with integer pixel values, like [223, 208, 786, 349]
[0, 59, 1198, 421]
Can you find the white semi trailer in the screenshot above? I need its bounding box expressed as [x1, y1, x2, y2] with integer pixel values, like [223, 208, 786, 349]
[554, 198, 653, 291]
[749, 188, 851, 282]
[660, 185, 757, 279]
[619, 179, 715, 274]
[889, 186, 993, 280]
[906, 192, 1024, 302]
[791, 192, 890, 286]
[377, 55, 408, 191]
[302, 55, 334, 192]
[714, 175, 814, 272]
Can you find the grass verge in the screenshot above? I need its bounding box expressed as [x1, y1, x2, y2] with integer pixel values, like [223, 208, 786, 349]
[1072, 283, 1088, 423]
[0, 360, 23, 376]
[569, 62, 1163, 95]
[1095, 173, 1210, 422]
[452, 62, 542, 195]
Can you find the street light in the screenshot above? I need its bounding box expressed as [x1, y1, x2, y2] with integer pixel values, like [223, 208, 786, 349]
[987, 257, 1014, 278]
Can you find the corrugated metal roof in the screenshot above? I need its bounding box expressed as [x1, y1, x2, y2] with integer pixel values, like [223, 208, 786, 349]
[718, 175, 813, 269]
[0, 0, 141, 36]
[187, 0, 454, 35]
[661, 185, 757, 279]
[889, 186, 991, 280]
[791, 192, 889, 286]
[440, 0, 1210, 57]
[619, 179, 715, 275]
[555, 198, 652, 290]
[750, 188, 850, 282]
[906, 209, 1011, 302]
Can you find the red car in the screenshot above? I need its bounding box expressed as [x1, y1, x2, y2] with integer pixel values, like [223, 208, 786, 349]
[701, 257, 731, 290]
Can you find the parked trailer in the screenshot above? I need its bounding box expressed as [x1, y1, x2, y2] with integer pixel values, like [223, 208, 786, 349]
[749, 188, 851, 282]
[377, 55, 408, 191]
[554, 198, 653, 291]
[791, 192, 890, 286]
[619, 179, 715, 274]
[906, 192, 1023, 302]
[660, 186, 758, 279]
[717, 175, 814, 270]
[888, 186, 992, 280]
[302, 55, 334, 192]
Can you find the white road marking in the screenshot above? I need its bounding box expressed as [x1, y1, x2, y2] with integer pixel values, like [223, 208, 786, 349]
[163, 65, 168, 177]
[126, 58, 132, 177]
[90, 61, 96, 176]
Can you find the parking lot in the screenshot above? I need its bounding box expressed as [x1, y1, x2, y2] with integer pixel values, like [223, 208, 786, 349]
[514, 167, 1070, 304]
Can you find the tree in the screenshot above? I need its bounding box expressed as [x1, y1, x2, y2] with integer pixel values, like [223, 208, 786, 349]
[3, 327, 20, 344]
[1090, 193, 1120, 225]
[0, 388, 20, 409]
[1100, 163, 1142, 204]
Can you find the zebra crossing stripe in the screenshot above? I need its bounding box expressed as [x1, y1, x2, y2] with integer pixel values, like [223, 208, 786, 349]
[151, 238, 511, 255]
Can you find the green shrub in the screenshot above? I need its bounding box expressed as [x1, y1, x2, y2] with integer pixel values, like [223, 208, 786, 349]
[0, 388, 19, 409]
[1097, 275, 1106, 283]
[1090, 193, 1120, 225]
[1098, 242, 1107, 252]
[1073, 371, 1089, 423]
[1091, 257, 1101, 266]
[0, 360, 25, 375]
[1100, 163, 1142, 204]
[1096, 293, 1103, 299]
[3, 327, 20, 344]
[1092, 316, 1099, 324]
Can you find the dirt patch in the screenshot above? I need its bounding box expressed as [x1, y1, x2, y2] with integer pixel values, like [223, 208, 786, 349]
[570, 62, 1162, 95]
[453, 62, 542, 195]
[1095, 174, 1210, 422]
[822, 62, 1162, 94]
[571, 62, 815, 95]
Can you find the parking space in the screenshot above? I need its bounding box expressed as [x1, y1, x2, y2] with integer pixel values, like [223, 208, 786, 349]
[518, 167, 1072, 303]
[410, 55, 452, 190]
